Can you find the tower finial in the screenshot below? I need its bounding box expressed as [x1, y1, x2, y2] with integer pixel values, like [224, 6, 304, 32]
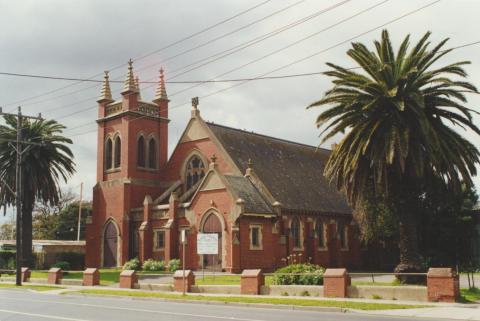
[192, 97, 199, 110]
[121, 58, 137, 95]
[97, 71, 113, 103]
[154, 67, 168, 101]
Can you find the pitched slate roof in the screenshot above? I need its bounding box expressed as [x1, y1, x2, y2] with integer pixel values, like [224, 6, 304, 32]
[207, 123, 351, 215]
[224, 175, 274, 214]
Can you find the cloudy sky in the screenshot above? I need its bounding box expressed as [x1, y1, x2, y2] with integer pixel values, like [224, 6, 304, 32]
[1, 0, 479, 223]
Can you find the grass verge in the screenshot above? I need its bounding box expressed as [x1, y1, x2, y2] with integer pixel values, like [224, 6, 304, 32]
[0, 283, 64, 291]
[31, 269, 121, 285]
[72, 289, 429, 310]
[460, 288, 480, 303]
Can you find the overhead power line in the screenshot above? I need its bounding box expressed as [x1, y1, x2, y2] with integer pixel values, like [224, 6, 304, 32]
[2, 42, 479, 86]
[6, 0, 307, 115]
[2, 0, 273, 109]
[64, 0, 448, 138]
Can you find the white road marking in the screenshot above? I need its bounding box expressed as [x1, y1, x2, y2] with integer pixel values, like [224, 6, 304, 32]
[0, 309, 93, 321]
[0, 295, 267, 321]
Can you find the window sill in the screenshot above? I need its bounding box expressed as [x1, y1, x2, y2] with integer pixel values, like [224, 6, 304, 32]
[105, 168, 121, 173]
[292, 247, 304, 251]
[153, 248, 165, 252]
[317, 247, 328, 252]
[249, 246, 263, 251]
[340, 248, 349, 252]
[137, 166, 158, 172]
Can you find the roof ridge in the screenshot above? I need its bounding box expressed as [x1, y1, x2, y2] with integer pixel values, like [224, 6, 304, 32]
[206, 121, 331, 152]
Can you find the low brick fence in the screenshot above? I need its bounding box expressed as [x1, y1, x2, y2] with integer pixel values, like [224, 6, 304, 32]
[0, 266, 460, 302]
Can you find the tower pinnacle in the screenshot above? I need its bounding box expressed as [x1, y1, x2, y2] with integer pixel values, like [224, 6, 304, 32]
[154, 68, 168, 101]
[121, 59, 137, 95]
[97, 71, 113, 103]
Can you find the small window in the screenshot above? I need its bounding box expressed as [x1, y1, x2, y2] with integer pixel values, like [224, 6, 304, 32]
[185, 155, 205, 190]
[250, 224, 262, 250]
[338, 223, 348, 250]
[148, 138, 157, 169]
[114, 136, 121, 168]
[154, 230, 165, 250]
[291, 217, 302, 249]
[105, 138, 113, 170]
[137, 136, 145, 167]
[315, 221, 327, 249]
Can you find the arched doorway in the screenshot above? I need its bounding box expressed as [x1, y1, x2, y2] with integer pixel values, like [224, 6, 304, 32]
[201, 213, 222, 269]
[103, 221, 118, 267]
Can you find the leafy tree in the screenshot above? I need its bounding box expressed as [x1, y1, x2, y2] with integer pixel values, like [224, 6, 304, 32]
[308, 30, 480, 278]
[0, 116, 75, 266]
[33, 189, 91, 240]
[0, 223, 14, 240]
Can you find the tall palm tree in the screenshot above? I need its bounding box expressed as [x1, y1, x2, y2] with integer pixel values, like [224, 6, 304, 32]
[308, 30, 480, 276]
[0, 115, 75, 266]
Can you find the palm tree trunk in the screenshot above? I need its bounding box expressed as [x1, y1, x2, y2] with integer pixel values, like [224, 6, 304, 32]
[394, 207, 423, 283]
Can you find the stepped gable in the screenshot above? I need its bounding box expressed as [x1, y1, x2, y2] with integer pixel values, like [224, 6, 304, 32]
[207, 122, 351, 215]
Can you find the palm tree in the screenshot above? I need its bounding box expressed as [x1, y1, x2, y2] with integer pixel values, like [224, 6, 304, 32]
[0, 115, 75, 266]
[308, 30, 480, 276]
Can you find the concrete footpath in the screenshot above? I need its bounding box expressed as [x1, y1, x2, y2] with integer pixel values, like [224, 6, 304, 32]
[5, 281, 479, 320]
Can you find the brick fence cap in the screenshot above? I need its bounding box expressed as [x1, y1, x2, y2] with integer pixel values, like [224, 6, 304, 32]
[49, 267, 62, 273]
[241, 269, 262, 277]
[21, 267, 29, 272]
[427, 267, 455, 277]
[173, 270, 192, 278]
[84, 268, 98, 274]
[324, 268, 347, 277]
[120, 270, 136, 276]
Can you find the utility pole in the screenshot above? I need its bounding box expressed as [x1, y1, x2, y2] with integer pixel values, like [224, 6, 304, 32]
[0, 106, 42, 286]
[77, 182, 83, 241]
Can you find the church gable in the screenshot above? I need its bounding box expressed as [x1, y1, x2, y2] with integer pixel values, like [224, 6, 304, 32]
[179, 117, 209, 143]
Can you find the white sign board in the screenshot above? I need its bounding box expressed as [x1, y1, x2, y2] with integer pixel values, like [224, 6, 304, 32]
[197, 233, 218, 255]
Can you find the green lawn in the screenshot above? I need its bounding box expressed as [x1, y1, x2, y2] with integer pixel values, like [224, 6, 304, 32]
[460, 288, 480, 303]
[0, 283, 64, 291]
[72, 289, 429, 310]
[195, 275, 241, 285]
[31, 269, 121, 285]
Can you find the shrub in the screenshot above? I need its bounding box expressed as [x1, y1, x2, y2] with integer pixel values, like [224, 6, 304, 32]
[52, 261, 71, 270]
[123, 258, 141, 271]
[167, 259, 181, 272]
[272, 263, 325, 285]
[300, 290, 310, 296]
[0, 250, 16, 269]
[56, 252, 84, 270]
[142, 259, 165, 272]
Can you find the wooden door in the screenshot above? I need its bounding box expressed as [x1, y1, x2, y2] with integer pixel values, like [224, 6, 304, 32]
[202, 213, 222, 269]
[103, 221, 118, 267]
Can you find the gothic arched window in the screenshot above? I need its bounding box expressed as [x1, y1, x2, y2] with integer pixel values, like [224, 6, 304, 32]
[105, 138, 113, 170]
[291, 217, 301, 249]
[315, 220, 327, 249]
[114, 136, 121, 168]
[148, 137, 157, 169]
[137, 136, 145, 167]
[185, 155, 205, 190]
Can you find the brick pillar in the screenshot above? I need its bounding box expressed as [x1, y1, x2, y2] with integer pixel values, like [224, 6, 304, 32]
[323, 268, 350, 298]
[427, 268, 459, 302]
[120, 270, 138, 289]
[83, 268, 100, 286]
[173, 270, 195, 292]
[47, 268, 63, 284]
[241, 269, 264, 295]
[21, 267, 30, 282]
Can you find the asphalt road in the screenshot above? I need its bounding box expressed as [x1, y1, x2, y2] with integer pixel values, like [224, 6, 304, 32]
[0, 288, 457, 321]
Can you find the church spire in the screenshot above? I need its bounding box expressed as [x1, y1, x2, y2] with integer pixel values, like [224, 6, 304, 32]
[154, 68, 168, 101]
[97, 71, 113, 103]
[121, 59, 137, 95]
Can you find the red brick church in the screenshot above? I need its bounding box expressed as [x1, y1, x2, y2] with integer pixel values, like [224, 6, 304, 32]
[85, 61, 364, 272]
